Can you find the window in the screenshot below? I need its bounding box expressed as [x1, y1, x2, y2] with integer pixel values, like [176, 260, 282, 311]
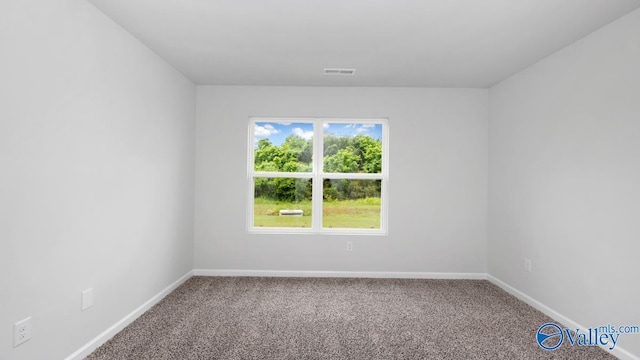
[248, 118, 388, 234]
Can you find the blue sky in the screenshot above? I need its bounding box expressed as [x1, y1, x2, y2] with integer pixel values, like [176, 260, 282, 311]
[254, 121, 382, 146]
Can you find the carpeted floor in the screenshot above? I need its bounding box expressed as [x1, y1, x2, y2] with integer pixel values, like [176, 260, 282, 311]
[86, 277, 614, 359]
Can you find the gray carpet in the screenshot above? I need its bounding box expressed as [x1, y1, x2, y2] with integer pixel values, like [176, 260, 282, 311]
[86, 277, 614, 359]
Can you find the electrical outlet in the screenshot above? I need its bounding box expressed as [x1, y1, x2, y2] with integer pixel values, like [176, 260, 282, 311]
[346, 241, 353, 252]
[13, 317, 32, 347]
[82, 288, 93, 310]
[523, 258, 532, 272]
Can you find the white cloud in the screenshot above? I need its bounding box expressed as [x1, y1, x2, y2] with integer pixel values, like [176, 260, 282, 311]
[323, 123, 330, 129]
[254, 123, 280, 138]
[292, 127, 314, 140]
[356, 124, 377, 133]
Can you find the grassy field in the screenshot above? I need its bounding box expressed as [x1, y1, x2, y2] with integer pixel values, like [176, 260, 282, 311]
[253, 197, 380, 229]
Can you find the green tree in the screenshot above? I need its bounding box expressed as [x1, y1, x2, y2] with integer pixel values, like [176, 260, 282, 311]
[323, 147, 360, 173]
[254, 138, 281, 171]
[323, 134, 351, 157]
[255, 134, 381, 202]
[254, 136, 313, 200]
[352, 135, 382, 173]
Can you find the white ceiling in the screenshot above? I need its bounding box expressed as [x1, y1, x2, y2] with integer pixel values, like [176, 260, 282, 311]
[88, 0, 640, 88]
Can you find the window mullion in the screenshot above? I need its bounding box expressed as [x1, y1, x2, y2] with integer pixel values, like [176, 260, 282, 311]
[321, 173, 383, 180]
[312, 119, 324, 231]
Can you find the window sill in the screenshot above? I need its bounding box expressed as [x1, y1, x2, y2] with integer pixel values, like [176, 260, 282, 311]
[248, 228, 388, 236]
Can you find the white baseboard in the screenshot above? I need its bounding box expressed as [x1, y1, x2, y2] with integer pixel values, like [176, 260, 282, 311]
[193, 269, 487, 280]
[64, 270, 194, 360]
[487, 275, 638, 360]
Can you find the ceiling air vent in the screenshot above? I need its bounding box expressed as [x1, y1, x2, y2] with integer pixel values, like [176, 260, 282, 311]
[324, 68, 356, 76]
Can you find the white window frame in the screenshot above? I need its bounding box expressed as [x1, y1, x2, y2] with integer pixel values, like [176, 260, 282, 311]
[247, 117, 389, 235]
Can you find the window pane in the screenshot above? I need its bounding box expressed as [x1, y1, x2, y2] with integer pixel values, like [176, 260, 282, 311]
[254, 178, 312, 228]
[323, 123, 382, 174]
[322, 179, 381, 229]
[254, 122, 313, 172]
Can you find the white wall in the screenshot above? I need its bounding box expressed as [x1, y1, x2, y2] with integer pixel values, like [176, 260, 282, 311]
[0, 1, 195, 359]
[489, 8, 640, 357]
[195, 86, 488, 274]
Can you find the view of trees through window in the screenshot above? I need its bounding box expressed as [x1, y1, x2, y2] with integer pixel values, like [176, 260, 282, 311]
[251, 120, 385, 230]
